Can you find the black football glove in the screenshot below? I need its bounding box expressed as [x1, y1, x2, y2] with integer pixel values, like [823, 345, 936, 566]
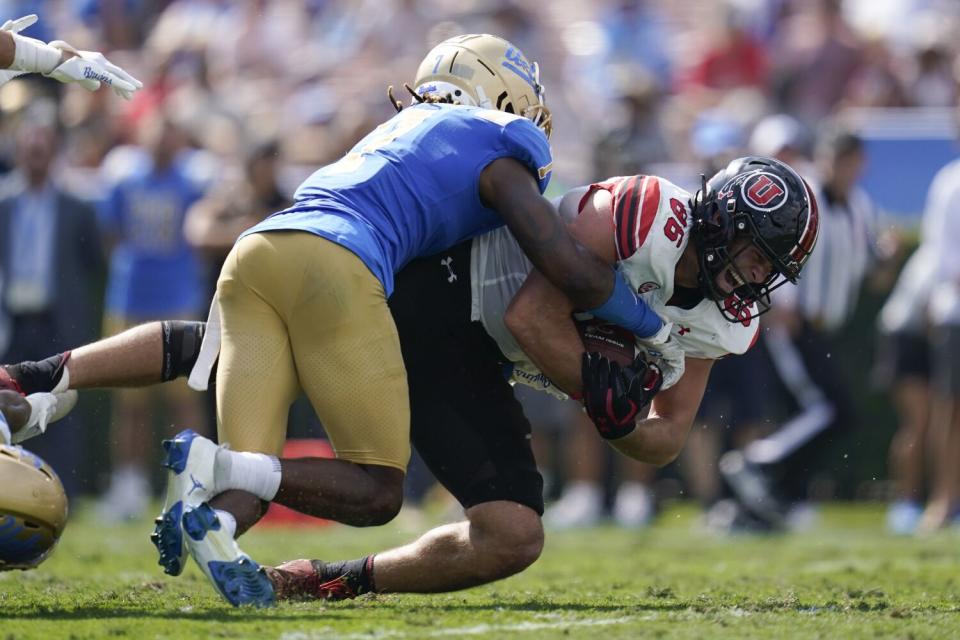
[580, 351, 664, 439]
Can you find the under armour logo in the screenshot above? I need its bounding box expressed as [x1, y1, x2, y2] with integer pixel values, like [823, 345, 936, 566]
[677, 326, 691, 336]
[441, 256, 457, 283]
[188, 474, 206, 496]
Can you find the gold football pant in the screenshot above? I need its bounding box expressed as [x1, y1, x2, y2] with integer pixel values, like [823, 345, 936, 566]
[215, 231, 410, 471]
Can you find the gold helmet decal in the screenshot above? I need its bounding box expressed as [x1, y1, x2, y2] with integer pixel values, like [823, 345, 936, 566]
[413, 34, 552, 138]
[0, 445, 68, 571]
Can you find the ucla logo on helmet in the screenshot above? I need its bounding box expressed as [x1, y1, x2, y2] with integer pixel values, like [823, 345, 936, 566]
[742, 171, 788, 212]
[502, 47, 539, 92]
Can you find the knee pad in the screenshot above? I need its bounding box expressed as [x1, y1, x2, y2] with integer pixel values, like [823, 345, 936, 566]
[160, 321, 206, 382]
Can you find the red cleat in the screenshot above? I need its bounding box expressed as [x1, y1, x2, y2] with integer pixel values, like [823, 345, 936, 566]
[263, 559, 359, 602]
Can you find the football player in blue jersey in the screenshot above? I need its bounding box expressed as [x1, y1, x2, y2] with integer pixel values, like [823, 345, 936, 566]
[0, 34, 670, 606]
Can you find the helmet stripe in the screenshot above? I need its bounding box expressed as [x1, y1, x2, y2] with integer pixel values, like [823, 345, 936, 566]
[790, 178, 819, 264]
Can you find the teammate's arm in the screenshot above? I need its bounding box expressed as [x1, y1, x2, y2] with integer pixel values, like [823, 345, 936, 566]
[481, 158, 662, 337]
[606, 357, 712, 466]
[0, 30, 15, 67]
[0, 15, 141, 98]
[503, 187, 618, 394]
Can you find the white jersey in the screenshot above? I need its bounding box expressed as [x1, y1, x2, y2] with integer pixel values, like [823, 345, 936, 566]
[471, 175, 760, 396]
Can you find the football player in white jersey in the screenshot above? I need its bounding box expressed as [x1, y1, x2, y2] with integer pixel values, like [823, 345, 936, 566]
[1, 156, 818, 600]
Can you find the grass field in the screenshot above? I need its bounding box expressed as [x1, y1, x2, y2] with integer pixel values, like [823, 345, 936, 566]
[1, 502, 958, 639]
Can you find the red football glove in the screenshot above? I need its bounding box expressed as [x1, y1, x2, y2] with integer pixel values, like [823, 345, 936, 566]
[580, 352, 663, 439]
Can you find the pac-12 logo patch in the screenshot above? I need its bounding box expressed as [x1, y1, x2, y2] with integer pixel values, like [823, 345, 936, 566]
[743, 171, 787, 211]
[636, 282, 660, 294]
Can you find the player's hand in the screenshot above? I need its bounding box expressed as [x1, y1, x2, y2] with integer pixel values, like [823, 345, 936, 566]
[45, 41, 142, 100]
[11, 391, 78, 444]
[636, 322, 685, 389]
[1, 14, 38, 33]
[0, 14, 37, 86]
[581, 351, 662, 440]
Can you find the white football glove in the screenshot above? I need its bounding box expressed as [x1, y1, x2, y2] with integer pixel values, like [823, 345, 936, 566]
[1, 13, 37, 34]
[0, 14, 36, 86]
[637, 322, 685, 390]
[1, 14, 142, 99]
[11, 390, 78, 444]
[45, 41, 142, 100]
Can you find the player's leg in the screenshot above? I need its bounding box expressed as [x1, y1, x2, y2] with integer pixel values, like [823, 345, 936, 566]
[203, 233, 406, 527]
[268, 500, 543, 600]
[260, 233, 407, 526]
[380, 500, 543, 592]
[368, 246, 545, 592]
[164, 235, 301, 605]
[351, 357, 543, 596]
[264, 243, 545, 598]
[266, 392, 545, 598]
[919, 324, 960, 531]
[2, 320, 206, 393]
[880, 331, 930, 534]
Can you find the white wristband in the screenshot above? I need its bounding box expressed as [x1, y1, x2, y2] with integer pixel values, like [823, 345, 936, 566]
[11, 32, 62, 74]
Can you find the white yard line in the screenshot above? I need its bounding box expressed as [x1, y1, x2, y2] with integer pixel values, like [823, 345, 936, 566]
[280, 615, 639, 640]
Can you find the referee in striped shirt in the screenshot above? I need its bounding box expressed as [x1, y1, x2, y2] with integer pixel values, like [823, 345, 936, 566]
[721, 126, 885, 528]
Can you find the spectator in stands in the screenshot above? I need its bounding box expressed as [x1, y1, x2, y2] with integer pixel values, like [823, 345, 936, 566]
[771, 0, 863, 124]
[590, 66, 670, 181]
[96, 108, 208, 520]
[0, 101, 104, 496]
[184, 139, 289, 300]
[677, 3, 769, 103]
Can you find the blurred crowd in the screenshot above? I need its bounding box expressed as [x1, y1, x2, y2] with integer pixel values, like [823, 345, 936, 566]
[1, 0, 960, 535]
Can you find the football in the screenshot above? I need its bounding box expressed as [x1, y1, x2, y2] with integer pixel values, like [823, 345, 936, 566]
[574, 316, 636, 366]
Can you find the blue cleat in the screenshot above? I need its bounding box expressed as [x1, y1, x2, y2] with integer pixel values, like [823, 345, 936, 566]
[182, 503, 275, 607]
[150, 429, 221, 576]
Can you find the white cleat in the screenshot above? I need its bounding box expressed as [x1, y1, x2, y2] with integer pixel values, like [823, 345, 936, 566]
[181, 503, 275, 607]
[150, 429, 221, 576]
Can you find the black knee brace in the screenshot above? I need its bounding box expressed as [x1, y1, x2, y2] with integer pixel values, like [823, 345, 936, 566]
[160, 321, 207, 382]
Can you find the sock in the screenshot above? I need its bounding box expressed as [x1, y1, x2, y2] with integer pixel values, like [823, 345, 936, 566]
[215, 449, 282, 501]
[311, 555, 377, 595]
[213, 509, 237, 539]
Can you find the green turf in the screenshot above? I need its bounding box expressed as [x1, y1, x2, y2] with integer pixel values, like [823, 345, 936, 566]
[1, 503, 958, 639]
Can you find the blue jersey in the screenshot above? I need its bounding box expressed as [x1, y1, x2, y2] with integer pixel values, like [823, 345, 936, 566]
[99, 158, 204, 318]
[241, 103, 552, 296]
